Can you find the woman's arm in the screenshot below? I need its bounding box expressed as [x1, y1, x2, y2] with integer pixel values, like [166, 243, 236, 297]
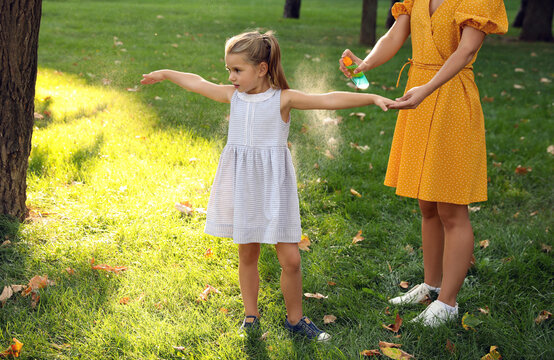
[141, 70, 235, 103]
[388, 26, 486, 109]
[339, 14, 411, 77]
[282, 89, 393, 112]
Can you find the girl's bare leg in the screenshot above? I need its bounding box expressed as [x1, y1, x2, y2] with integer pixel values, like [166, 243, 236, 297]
[436, 202, 474, 306]
[419, 199, 444, 288]
[238, 243, 261, 318]
[275, 242, 303, 325]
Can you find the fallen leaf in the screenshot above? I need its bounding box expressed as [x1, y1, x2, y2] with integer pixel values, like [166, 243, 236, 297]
[322, 117, 340, 126]
[446, 339, 456, 353]
[175, 201, 194, 215]
[478, 306, 490, 315]
[204, 248, 213, 258]
[33, 112, 44, 119]
[547, 145, 554, 155]
[380, 345, 414, 359]
[513, 84, 524, 89]
[515, 165, 531, 174]
[514, 68, 525, 72]
[349, 112, 366, 121]
[90, 258, 127, 274]
[0, 240, 10, 247]
[462, 312, 483, 331]
[399, 281, 409, 289]
[379, 341, 402, 348]
[535, 310, 552, 324]
[385, 306, 391, 315]
[419, 294, 432, 306]
[324, 149, 335, 159]
[352, 230, 364, 244]
[119, 297, 130, 305]
[382, 313, 403, 333]
[0, 338, 23, 358]
[470, 254, 476, 267]
[482, 96, 494, 102]
[481, 345, 502, 360]
[529, 210, 538, 216]
[327, 281, 336, 286]
[10, 285, 24, 293]
[298, 235, 311, 251]
[260, 331, 269, 340]
[541, 243, 551, 253]
[323, 314, 337, 324]
[350, 188, 362, 198]
[304, 292, 328, 299]
[361, 349, 381, 356]
[479, 239, 490, 249]
[173, 345, 187, 351]
[65, 268, 75, 275]
[469, 206, 481, 212]
[0, 286, 13, 305]
[21, 275, 55, 296]
[539, 77, 551, 83]
[30, 292, 40, 309]
[197, 284, 220, 302]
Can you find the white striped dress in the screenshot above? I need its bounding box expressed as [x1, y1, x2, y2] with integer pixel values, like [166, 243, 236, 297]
[204, 88, 301, 244]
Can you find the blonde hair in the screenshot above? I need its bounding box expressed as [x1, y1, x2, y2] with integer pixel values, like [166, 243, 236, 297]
[225, 30, 290, 90]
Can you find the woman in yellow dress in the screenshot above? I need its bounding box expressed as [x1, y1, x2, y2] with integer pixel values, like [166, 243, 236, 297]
[339, 0, 507, 326]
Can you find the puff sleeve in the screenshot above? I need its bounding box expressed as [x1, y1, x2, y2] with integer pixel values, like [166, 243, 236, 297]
[391, 0, 414, 19]
[454, 0, 508, 35]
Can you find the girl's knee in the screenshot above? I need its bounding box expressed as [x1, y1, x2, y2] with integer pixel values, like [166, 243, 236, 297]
[238, 244, 260, 265]
[281, 256, 301, 274]
[276, 244, 301, 273]
[419, 199, 438, 219]
[437, 203, 469, 229]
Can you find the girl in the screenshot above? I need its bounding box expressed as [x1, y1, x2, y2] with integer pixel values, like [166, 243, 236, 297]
[142, 30, 393, 340]
[339, 0, 508, 326]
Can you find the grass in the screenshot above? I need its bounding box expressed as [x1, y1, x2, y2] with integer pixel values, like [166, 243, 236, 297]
[1, 0, 552, 358]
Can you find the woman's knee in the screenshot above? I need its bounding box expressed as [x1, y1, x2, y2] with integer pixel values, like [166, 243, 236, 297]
[419, 199, 438, 219]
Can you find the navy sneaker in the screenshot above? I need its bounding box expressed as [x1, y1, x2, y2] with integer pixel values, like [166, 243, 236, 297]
[284, 316, 331, 341]
[239, 315, 260, 333]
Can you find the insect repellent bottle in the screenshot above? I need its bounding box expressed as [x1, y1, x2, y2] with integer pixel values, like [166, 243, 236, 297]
[343, 56, 369, 90]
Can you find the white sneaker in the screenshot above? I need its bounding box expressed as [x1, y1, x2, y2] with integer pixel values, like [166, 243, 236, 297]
[389, 283, 431, 305]
[411, 300, 458, 327]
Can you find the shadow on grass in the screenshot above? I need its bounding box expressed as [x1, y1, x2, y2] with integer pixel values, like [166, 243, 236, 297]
[244, 333, 270, 360]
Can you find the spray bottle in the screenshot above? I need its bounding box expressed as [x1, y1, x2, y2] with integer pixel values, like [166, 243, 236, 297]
[343, 56, 369, 90]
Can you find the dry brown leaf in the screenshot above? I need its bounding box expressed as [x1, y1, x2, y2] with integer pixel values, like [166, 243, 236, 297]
[446, 339, 456, 353]
[513, 84, 524, 89]
[197, 285, 220, 302]
[304, 292, 328, 299]
[204, 248, 213, 258]
[327, 281, 336, 286]
[379, 345, 415, 359]
[480, 345, 502, 360]
[399, 281, 409, 289]
[10, 285, 24, 293]
[419, 295, 432, 306]
[352, 230, 364, 244]
[482, 96, 495, 102]
[547, 145, 554, 155]
[0, 286, 13, 306]
[529, 210, 538, 216]
[541, 243, 551, 253]
[65, 268, 75, 275]
[21, 275, 55, 297]
[0, 240, 10, 247]
[90, 258, 127, 274]
[382, 313, 403, 333]
[324, 149, 335, 159]
[379, 341, 402, 348]
[260, 331, 269, 341]
[540, 77, 551, 83]
[385, 306, 391, 315]
[480, 239, 490, 249]
[361, 349, 381, 357]
[350, 188, 362, 198]
[478, 306, 490, 315]
[469, 206, 481, 212]
[119, 297, 130, 305]
[515, 165, 532, 174]
[535, 310, 552, 324]
[323, 314, 337, 324]
[175, 201, 194, 215]
[349, 112, 366, 121]
[298, 235, 311, 251]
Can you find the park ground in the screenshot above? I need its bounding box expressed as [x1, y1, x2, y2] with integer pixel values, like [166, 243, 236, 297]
[0, 0, 552, 359]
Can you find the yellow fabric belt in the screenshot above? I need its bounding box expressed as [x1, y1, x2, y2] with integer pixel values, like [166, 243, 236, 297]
[396, 58, 473, 88]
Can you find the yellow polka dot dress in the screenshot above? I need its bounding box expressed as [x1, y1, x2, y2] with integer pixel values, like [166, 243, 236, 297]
[384, 0, 508, 205]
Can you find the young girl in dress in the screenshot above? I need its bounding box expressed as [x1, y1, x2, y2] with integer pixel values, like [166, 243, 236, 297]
[339, 0, 508, 326]
[142, 30, 393, 340]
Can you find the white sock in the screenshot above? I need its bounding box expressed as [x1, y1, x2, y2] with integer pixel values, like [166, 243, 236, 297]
[424, 283, 441, 293]
[436, 300, 458, 314]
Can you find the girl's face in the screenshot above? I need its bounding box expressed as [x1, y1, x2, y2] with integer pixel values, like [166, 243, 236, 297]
[225, 53, 269, 94]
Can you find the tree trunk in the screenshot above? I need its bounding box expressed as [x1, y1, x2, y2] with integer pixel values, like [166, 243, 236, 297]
[513, 0, 528, 28]
[520, 0, 553, 41]
[360, 0, 378, 46]
[0, 0, 43, 221]
[386, 0, 397, 29]
[283, 0, 301, 19]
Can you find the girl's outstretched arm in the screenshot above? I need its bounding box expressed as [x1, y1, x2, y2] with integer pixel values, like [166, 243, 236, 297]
[339, 14, 410, 77]
[282, 89, 394, 113]
[141, 70, 235, 103]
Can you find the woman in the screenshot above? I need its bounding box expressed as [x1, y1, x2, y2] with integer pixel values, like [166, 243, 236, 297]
[339, 0, 508, 326]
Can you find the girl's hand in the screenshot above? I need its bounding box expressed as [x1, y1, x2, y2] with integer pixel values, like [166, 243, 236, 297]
[141, 70, 166, 85]
[374, 95, 394, 112]
[339, 49, 366, 77]
[388, 85, 433, 110]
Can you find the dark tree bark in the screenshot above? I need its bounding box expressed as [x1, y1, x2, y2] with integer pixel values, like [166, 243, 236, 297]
[520, 0, 553, 41]
[283, 0, 301, 19]
[386, 0, 397, 29]
[513, 0, 528, 28]
[360, 0, 378, 46]
[0, 0, 43, 221]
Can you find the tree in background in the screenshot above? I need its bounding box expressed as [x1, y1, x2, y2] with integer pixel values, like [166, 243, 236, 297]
[386, 0, 396, 29]
[519, 0, 553, 41]
[0, 0, 43, 221]
[283, 0, 301, 19]
[360, 0, 378, 46]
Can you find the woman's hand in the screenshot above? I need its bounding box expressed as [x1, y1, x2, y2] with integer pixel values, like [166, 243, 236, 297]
[388, 85, 433, 110]
[141, 70, 166, 85]
[338, 49, 367, 77]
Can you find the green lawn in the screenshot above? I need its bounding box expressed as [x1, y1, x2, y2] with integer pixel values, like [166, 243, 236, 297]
[1, 0, 552, 358]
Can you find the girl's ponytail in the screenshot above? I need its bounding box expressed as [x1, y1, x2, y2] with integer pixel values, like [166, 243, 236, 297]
[225, 31, 290, 90]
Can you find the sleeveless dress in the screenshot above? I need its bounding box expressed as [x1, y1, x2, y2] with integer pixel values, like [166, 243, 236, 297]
[204, 88, 302, 244]
[385, 0, 508, 205]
